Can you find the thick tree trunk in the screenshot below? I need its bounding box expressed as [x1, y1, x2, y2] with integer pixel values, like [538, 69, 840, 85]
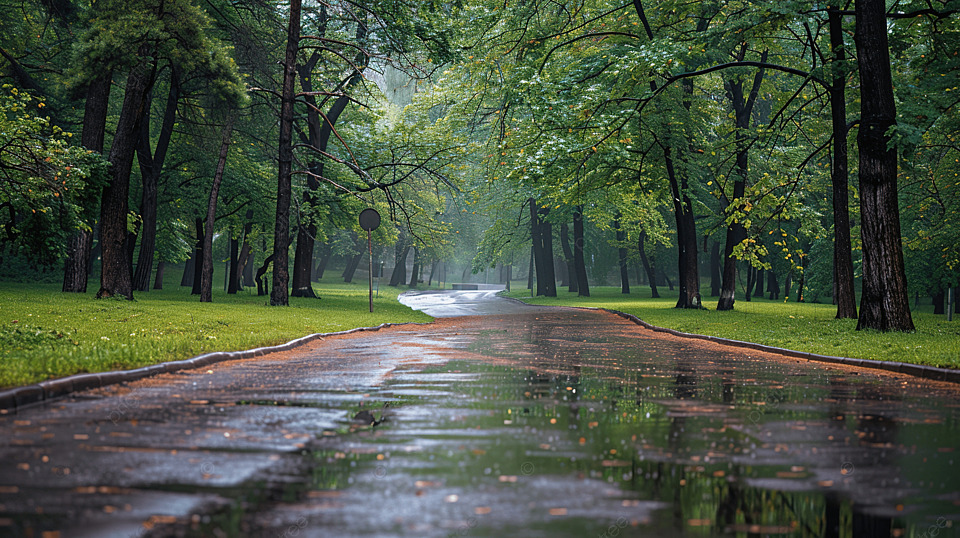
[315, 242, 331, 280]
[710, 240, 721, 297]
[271, 0, 301, 306]
[408, 247, 420, 288]
[614, 216, 630, 294]
[854, 0, 915, 332]
[64, 73, 111, 293]
[343, 252, 363, 283]
[181, 252, 195, 287]
[153, 260, 165, 290]
[572, 205, 588, 297]
[198, 115, 234, 303]
[132, 70, 179, 292]
[829, 6, 859, 319]
[560, 222, 577, 293]
[528, 199, 556, 297]
[389, 241, 410, 287]
[191, 218, 203, 295]
[933, 290, 945, 315]
[745, 266, 756, 302]
[227, 235, 240, 294]
[97, 57, 156, 300]
[768, 270, 780, 300]
[717, 54, 766, 311]
[754, 267, 764, 297]
[638, 230, 659, 298]
[541, 215, 557, 296]
[527, 245, 534, 290]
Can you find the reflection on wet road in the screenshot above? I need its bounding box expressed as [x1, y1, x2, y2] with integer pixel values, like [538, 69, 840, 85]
[1, 291, 959, 537]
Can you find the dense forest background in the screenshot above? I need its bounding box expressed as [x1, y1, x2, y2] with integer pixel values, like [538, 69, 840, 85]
[1, 0, 957, 331]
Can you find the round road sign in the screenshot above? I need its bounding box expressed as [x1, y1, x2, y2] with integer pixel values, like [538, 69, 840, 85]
[359, 208, 381, 231]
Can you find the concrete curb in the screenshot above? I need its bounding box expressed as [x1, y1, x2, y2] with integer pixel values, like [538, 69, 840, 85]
[594, 307, 960, 384]
[0, 322, 423, 413]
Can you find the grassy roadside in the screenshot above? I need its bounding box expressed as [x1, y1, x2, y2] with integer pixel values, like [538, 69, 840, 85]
[504, 286, 960, 369]
[0, 279, 433, 389]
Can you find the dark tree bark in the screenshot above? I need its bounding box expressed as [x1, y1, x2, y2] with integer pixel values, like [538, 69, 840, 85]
[271, 0, 301, 306]
[572, 205, 588, 297]
[768, 270, 780, 300]
[64, 73, 111, 293]
[709, 240, 721, 297]
[153, 260, 165, 289]
[343, 252, 363, 283]
[191, 218, 203, 295]
[97, 55, 156, 300]
[389, 239, 410, 287]
[199, 114, 236, 302]
[754, 267, 764, 297]
[745, 266, 756, 302]
[829, 6, 859, 319]
[717, 50, 766, 311]
[559, 222, 577, 293]
[638, 230, 659, 298]
[933, 290, 945, 315]
[132, 69, 179, 292]
[315, 242, 331, 280]
[528, 199, 556, 297]
[854, 0, 915, 332]
[291, 13, 369, 297]
[181, 251, 195, 287]
[527, 245, 534, 290]
[631, 1, 703, 309]
[230, 214, 253, 294]
[227, 235, 240, 294]
[614, 216, 630, 294]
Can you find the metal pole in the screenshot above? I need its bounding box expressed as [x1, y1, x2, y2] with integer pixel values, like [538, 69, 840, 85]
[368, 230, 373, 313]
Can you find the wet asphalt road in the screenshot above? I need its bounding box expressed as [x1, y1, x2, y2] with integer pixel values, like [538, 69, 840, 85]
[1, 290, 959, 537]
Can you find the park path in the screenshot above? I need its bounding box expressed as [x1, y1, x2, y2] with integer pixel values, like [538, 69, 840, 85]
[1, 290, 958, 537]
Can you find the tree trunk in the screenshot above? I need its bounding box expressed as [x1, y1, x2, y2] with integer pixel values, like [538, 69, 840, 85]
[717, 52, 766, 311]
[97, 56, 156, 300]
[64, 72, 111, 293]
[614, 215, 630, 294]
[541, 213, 557, 296]
[231, 215, 253, 294]
[408, 247, 420, 288]
[227, 235, 240, 294]
[132, 69, 179, 292]
[198, 114, 235, 303]
[745, 266, 756, 302]
[191, 218, 203, 295]
[768, 270, 780, 300]
[829, 6, 859, 320]
[153, 260, 165, 290]
[315, 242, 331, 280]
[527, 245, 534, 290]
[572, 205, 588, 297]
[560, 222, 577, 293]
[181, 252, 195, 287]
[291, 16, 368, 297]
[389, 241, 410, 287]
[343, 252, 363, 283]
[754, 267, 765, 297]
[854, 0, 915, 332]
[638, 230, 660, 298]
[933, 290, 945, 315]
[633, 0, 701, 309]
[271, 0, 301, 307]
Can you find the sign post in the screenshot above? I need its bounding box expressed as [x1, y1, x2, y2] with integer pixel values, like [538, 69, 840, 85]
[358, 208, 381, 313]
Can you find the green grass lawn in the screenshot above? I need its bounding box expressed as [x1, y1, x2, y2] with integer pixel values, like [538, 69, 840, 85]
[505, 285, 960, 369]
[0, 277, 433, 389]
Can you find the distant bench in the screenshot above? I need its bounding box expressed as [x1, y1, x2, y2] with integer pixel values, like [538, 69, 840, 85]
[451, 283, 506, 291]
